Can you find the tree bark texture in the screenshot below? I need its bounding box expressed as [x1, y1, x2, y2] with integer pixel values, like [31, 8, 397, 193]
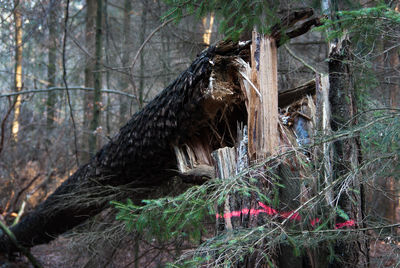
[46, 3, 57, 131]
[11, 0, 23, 142]
[329, 40, 369, 267]
[0, 41, 249, 253]
[82, 0, 96, 162]
[88, 0, 103, 156]
[118, 0, 132, 126]
[138, 0, 148, 108]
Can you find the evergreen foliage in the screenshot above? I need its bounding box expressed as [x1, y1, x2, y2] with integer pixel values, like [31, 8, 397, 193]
[112, 171, 273, 244]
[316, 4, 400, 45]
[111, 3, 400, 267]
[112, 110, 399, 266]
[162, 0, 283, 40]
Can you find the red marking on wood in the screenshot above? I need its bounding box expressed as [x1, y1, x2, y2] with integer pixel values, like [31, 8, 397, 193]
[216, 202, 355, 229]
[310, 218, 320, 227]
[232, 211, 241, 217]
[335, 220, 355, 229]
[258, 201, 277, 215]
[280, 211, 301, 221]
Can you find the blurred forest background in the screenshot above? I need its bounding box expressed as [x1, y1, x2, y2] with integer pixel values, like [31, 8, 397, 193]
[0, 0, 398, 267]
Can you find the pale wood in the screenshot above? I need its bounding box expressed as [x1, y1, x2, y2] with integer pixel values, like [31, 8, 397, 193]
[211, 147, 236, 181]
[248, 32, 261, 159]
[173, 137, 214, 180]
[315, 74, 334, 206]
[212, 147, 236, 231]
[11, 1, 23, 142]
[260, 36, 279, 157]
[248, 31, 279, 160]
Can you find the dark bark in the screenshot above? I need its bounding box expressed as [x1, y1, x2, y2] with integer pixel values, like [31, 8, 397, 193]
[277, 164, 303, 268]
[329, 40, 369, 267]
[82, 0, 96, 162]
[88, 0, 103, 155]
[46, 3, 57, 131]
[0, 42, 248, 254]
[118, 0, 132, 126]
[278, 79, 315, 108]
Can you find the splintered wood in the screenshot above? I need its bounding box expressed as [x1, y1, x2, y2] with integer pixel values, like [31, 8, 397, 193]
[247, 32, 279, 160]
[314, 74, 334, 206]
[211, 147, 236, 231]
[173, 135, 213, 175]
[211, 147, 236, 180]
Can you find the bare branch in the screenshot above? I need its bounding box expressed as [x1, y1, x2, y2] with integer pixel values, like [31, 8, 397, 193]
[284, 44, 320, 74]
[0, 87, 137, 99]
[62, 0, 79, 167]
[129, 13, 192, 73]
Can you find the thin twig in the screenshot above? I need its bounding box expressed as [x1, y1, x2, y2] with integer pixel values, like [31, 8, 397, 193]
[11, 200, 25, 226]
[284, 44, 320, 74]
[12, 173, 42, 212]
[298, 223, 400, 234]
[68, 33, 129, 75]
[281, 178, 340, 226]
[0, 87, 137, 99]
[129, 13, 192, 72]
[62, 0, 79, 167]
[238, 70, 262, 99]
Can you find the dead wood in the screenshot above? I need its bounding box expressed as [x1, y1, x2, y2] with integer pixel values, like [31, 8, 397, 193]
[328, 39, 369, 267]
[0, 41, 248, 254]
[0, 10, 321, 255]
[278, 79, 316, 108]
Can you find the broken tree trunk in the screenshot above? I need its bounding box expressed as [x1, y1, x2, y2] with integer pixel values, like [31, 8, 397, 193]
[0, 9, 322, 258]
[329, 39, 369, 267]
[212, 29, 310, 267]
[0, 42, 248, 254]
[248, 31, 279, 160]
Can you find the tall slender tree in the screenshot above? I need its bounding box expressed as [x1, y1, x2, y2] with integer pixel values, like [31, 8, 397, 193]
[11, 0, 23, 142]
[46, 2, 57, 131]
[138, 0, 148, 108]
[88, 0, 103, 155]
[118, 0, 132, 126]
[83, 0, 96, 161]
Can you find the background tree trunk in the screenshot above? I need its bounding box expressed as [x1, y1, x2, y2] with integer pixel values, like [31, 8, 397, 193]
[46, 3, 57, 131]
[11, 0, 23, 142]
[88, 0, 103, 156]
[83, 0, 96, 161]
[104, 0, 111, 135]
[138, 0, 148, 108]
[118, 0, 132, 126]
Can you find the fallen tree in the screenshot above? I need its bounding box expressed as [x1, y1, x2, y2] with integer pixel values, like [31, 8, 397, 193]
[0, 9, 321, 258]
